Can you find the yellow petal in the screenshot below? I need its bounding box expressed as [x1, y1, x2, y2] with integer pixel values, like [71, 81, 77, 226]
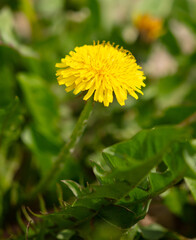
[83, 87, 95, 100]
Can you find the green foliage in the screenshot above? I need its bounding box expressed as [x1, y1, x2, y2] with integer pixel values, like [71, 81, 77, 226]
[13, 126, 195, 239]
[185, 178, 196, 201]
[0, 0, 196, 239]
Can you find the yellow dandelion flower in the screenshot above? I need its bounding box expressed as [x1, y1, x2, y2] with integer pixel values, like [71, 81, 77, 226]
[134, 14, 163, 42]
[56, 41, 146, 107]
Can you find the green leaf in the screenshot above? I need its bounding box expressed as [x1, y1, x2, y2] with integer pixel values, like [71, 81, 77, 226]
[17, 73, 60, 143]
[184, 148, 196, 176]
[56, 229, 75, 240]
[140, 224, 167, 240]
[157, 75, 185, 96]
[153, 105, 196, 126]
[43, 206, 96, 229]
[162, 187, 187, 217]
[23, 126, 193, 236]
[185, 83, 196, 103]
[21, 125, 60, 175]
[139, 223, 182, 240]
[123, 141, 195, 204]
[100, 126, 190, 185]
[0, 7, 17, 46]
[0, 65, 15, 108]
[172, 0, 196, 34]
[0, 97, 24, 148]
[120, 225, 139, 240]
[99, 202, 149, 229]
[89, 126, 193, 206]
[160, 29, 181, 56]
[0, 98, 24, 223]
[185, 177, 196, 201]
[61, 180, 83, 197]
[17, 73, 62, 176]
[81, 182, 131, 200]
[87, 0, 101, 30]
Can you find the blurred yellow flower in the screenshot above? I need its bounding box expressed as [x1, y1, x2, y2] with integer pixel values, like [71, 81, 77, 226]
[134, 14, 163, 42]
[56, 42, 146, 106]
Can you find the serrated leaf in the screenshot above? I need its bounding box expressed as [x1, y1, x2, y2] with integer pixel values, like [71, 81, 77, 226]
[21, 127, 194, 236]
[100, 126, 190, 185]
[123, 141, 195, 204]
[43, 206, 96, 229]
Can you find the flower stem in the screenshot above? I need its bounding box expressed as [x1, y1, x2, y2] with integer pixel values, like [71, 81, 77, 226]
[26, 98, 93, 200]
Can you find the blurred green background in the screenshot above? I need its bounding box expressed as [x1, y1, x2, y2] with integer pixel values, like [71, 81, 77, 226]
[0, 0, 196, 239]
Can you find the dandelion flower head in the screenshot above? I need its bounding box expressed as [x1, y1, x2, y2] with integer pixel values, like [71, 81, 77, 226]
[56, 41, 146, 107]
[134, 14, 163, 42]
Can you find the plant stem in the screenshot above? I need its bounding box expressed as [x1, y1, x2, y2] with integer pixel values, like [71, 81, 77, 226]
[27, 98, 93, 200]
